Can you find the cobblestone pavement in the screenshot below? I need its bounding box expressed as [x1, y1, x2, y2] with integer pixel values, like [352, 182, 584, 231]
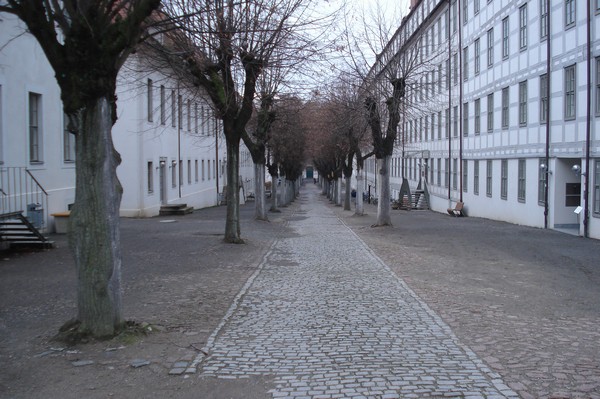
[195, 188, 519, 398]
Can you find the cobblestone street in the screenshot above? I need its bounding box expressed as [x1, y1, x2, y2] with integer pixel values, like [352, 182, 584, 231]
[195, 187, 519, 398]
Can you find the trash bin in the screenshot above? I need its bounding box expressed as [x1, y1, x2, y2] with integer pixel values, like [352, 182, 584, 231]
[27, 203, 43, 228]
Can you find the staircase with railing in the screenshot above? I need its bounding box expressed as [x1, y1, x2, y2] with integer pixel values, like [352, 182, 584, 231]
[0, 167, 52, 248]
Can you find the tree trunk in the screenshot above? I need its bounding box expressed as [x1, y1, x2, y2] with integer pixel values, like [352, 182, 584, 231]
[254, 162, 268, 221]
[322, 179, 328, 196]
[355, 169, 364, 216]
[225, 137, 242, 243]
[344, 176, 352, 211]
[375, 155, 392, 226]
[69, 97, 123, 337]
[336, 178, 343, 206]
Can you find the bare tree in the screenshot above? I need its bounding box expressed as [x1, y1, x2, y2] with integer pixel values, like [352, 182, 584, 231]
[158, 0, 322, 243]
[0, 0, 161, 337]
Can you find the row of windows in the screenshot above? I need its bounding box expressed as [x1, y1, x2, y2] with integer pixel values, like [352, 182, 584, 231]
[146, 158, 222, 194]
[147, 79, 219, 136]
[26, 92, 77, 164]
[403, 63, 585, 143]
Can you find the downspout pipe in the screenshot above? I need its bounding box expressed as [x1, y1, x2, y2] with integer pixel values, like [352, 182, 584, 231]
[584, 0, 592, 238]
[458, 0, 463, 201]
[447, 0, 452, 200]
[544, 0, 551, 229]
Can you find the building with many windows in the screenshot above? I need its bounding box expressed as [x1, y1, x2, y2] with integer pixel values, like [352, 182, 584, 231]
[0, 13, 236, 231]
[365, 0, 600, 239]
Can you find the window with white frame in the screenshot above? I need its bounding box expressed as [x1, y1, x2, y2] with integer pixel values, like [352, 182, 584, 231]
[475, 98, 481, 135]
[501, 159, 508, 199]
[474, 160, 480, 195]
[474, 0, 480, 14]
[596, 58, 600, 116]
[445, 158, 449, 188]
[171, 160, 177, 187]
[502, 17, 509, 59]
[463, 160, 468, 192]
[593, 160, 600, 215]
[487, 93, 494, 132]
[565, 0, 575, 27]
[453, 53, 458, 85]
[147, 79, 153, 122]
[538, 158, 547, 205]
[540, 74, 548, 123]
[202, 159, 205, 180]
[195, 160, 199, 182]
[518, 159, 526, 202]
[29, 92, 42, 163]
[519, 4, 527, 50]
[179, 160, 183, 186]
[474, 38, 480, 75]
[438, 110, 442, 139]
[453, 106, 458, 137]
[519, 81, 528, 126]
[463, 102, 469, 136]
[487, 28, 494, 67]
[452, 158, 458, 190]
[564, 65, 576, 120]
[437, 158, 442, 186]
[452, 0, 457, 33]
[160, 85, 166, 125]
[446, 108, 450, 138]
[463, 46, 468, 81]
[63, 113, 75, 162]
[171, 90, 176, 127]
[147, 161, 154, 193]
[462, 0, 468, 24]
[501, 87, 509, 129]
[540, 0, 548, 39]
[486, 160, 493, 197]
[187, 160, 192, 184]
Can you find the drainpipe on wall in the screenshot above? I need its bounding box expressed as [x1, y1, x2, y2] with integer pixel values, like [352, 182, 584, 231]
[543, 0, 551, 230]
[584, 0, 592, 238]
[215, 115, 220, 204]
[177, 81, 182, 199]
[447, 0, 452, 200]
[458, 0, 463, 201]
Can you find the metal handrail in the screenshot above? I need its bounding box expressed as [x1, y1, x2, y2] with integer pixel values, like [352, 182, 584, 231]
[0, 167, 49, 230]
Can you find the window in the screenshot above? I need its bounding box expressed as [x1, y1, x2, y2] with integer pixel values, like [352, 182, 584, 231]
[202, 160, 205, 180]
[487, 28, 494, 67]
[474, 38, 480, 75]
[452, 158, 458, 190]
[463, 46, 468, 81]
[195, 160, 199, 182]
[463, 102, 469, 136]
[29, 93, 42, 163]
[453, 53, 458, 85]
[195, 103, 199, 134]
[475, 98, 481, 135]
[462, 0, 468, 24]
[437, 159, 442, 186]
[593, 160, 600, 214]
[178, 95, 183, 128]
[596, 58, 600, 116]
[445, 108, 450, 138]
[438, 110, 442, 139]
[179, 160, 183, 186]
[171, 161, 177, 187]
[463, 160, 468, 192]
[518, 159, 526, 202]
[63, 113, 76, 162]
[502, 87, 509, 129]
[538, 159, 547, 205]
[147, 162, 154, 193]
[213, 160, 216, 179]
[171, 90, 176, 127]
[540, 74, 548, 123]
[519, 81, 528, 126]
[474, 0, 480, 14]
[486, 160, 493, 197]
[187, 160, 192, 184]
[452, 0, 457, 33]
[445, 158, 450, 188]
[430, 159, 434, 183]
[160, 85, 166, 125]
[487, 93, 494, 132]
[147, 79, 153, 122]
[565, 65, 576, 120]
[207, 159, 211, 180]
[187, 99, 191, 131]
[453, 106, 458, 137]
[565, 0, 575, 27]
[502, 17, 509, 59]
[540, 0, 548, 39]
[474, 160, 480, 195]
[501, 159, 508, 199]
[438, 64, 443, 93]
[424, 115, 429, 142]
[519, 4, 527, 50]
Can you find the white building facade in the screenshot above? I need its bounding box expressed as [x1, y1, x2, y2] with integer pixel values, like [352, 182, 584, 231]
[366, 0, 600, 239]
[0, 15, 239, 231]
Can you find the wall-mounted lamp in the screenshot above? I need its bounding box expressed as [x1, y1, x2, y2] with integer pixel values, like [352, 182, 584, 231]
[572, 164, 585, 177]
[539, 163, 552, 174]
